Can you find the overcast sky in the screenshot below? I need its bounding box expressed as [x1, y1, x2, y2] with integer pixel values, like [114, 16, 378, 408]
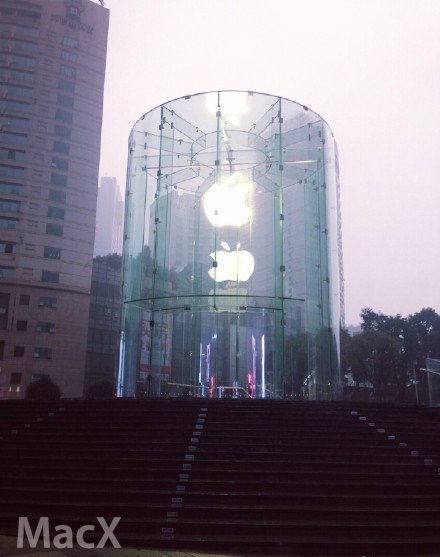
[98, 0, 440, 326]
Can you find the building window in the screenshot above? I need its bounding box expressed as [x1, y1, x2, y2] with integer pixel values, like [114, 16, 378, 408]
[0, 148, 26, 161]
[57, 94, 74, 108]
[46, 223, 63, 236]
[0, 199, 21, 212]
[12, 39, 38, 53]
[0, 165, 25, 178]
[47, 206, 65, 220]
[16, 320, 27, 331]
[9, 69, 34, 83]
[0, 340, 4, 360]
[14, 346, 25, 357]
[0, 116, 29, 128]
[33, 347, 52, 359]
[53, 141, 70, 155]
[51, 157, 68, 171]
[0, 132, 28, 145]
[62, 36, 79, 48]
[10, 54, 36, 67]
[0, 217, 19, 229]
[41, 270, 59, 283]
[0, 182, 22, 195]
[36, 321, 55, 333]
[19, 294, 30, 305]
[61, 50, 77, 63]
[2, 25, 39, 38]
[55, 109, 72, 124]
[39, 296, 57, 308]
[66, 5, 79, 18]
[0, 241, 16, 254]
[10, 372, 22, 385]
[50, 173, 67, 187]
[0, 267, 14, 278]
[49, 190, 66, 204]
[2, 84, 33, 98]
[0, 100, 30, 113]
[31, 374, 48, 384]
[54, 125, 71, 139]
[0, 292, 10, 329]
[60, 65, 76, 78]
[1, 149, 26, 161]
[58, 79, 75, 93]
[44, 246, 61, 260]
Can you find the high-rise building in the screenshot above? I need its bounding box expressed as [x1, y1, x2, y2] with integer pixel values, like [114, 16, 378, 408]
[84, 254, 121, 394]
[119, 91, 344, 400]
[0, 0, 109, 398]
[94, 176, 123, 256]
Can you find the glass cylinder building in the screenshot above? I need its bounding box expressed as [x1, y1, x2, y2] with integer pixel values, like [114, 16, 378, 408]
[118, 91, 344, 400]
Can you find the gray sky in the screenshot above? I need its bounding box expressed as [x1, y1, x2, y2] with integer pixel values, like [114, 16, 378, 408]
[98, 0, 440, 325]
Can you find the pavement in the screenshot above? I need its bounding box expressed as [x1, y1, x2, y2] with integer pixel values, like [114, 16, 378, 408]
[0, 536, 238, 557]
[3, 535, 440, 557]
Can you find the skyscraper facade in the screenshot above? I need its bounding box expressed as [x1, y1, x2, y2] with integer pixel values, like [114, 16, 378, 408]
[0, 0, 109, 398]
[94, 176, 123, 256]
[84, 254, 121, 394]
[119, 91, 344, 400]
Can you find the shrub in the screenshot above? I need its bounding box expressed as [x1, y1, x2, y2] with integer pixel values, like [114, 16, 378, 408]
[85, 379, 114, 399]
[25, 377, 62, 400]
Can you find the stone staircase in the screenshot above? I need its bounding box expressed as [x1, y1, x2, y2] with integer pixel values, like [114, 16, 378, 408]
[0, 398, 439, 555]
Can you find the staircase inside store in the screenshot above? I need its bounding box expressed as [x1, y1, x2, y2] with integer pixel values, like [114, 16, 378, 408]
[0, 398, 439, 555]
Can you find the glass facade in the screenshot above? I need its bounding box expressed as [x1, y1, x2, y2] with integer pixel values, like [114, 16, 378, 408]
[119, 91, 343, 400]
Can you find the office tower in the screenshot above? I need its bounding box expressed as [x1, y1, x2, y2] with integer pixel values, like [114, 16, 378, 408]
[84, 253, 121, 393]
[94, 176, 123, 256]
[0, 0, 109, 398]
[119, 91, 344, 400]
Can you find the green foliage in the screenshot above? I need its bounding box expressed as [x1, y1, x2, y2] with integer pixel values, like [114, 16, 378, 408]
[94, 253, 122, 270]
[343, 307, 440, 402]
[25, 377, 62, 400]
[85, 379, 114, 399]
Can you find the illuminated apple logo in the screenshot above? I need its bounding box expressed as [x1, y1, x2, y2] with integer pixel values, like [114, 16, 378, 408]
[204, 172, 252, 228]
[209, 286, 249, 312]
[209, 241, 255, 283]
[205, 91, 249, 126]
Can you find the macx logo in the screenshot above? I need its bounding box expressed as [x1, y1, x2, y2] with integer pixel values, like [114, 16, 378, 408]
[17, 517, 121, 549]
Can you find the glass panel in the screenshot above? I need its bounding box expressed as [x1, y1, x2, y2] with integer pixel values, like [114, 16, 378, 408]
[119, 91, 343, 400]
[46, 223, 63, 236]
[49, 190, 66, 203]
[0, 182, 22, 195]
[0, 266, 14, 278]
[39, 296, 57, 308]
[41, 270, 59, 283]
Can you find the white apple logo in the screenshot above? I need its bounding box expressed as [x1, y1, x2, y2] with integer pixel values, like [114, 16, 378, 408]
[205, 91, 249, 126]
[203, 172, 252, 228]
[209, 241, 255, 282]
[209, 285, 249, 312]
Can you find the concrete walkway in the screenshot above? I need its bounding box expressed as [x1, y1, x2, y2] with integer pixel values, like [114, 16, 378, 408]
[0, 536, 237, 557]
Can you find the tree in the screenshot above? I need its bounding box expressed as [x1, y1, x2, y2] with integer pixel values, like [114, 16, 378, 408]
[25, 377, 62, 400]
[346, 306, 440, 402]
[344, 329, 402, 401]
[408, 307, 440, 360]
[85, 379, 114, 399]
[94, 253, 122, 270]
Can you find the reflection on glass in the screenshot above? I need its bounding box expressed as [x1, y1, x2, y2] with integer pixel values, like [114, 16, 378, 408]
[209, 241, 255, 283]
[205, 91, 249, 126]
[119, 91, 344, 401]
[203, 172, 252, 228]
